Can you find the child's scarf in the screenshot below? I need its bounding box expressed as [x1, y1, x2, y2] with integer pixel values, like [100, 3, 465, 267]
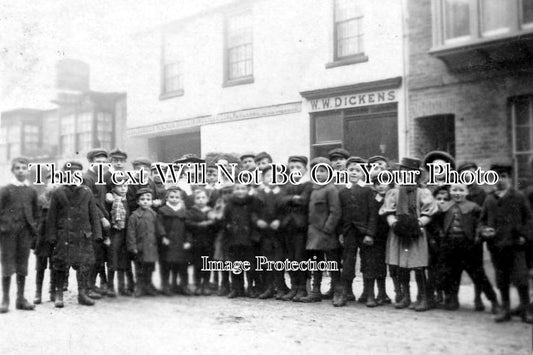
[111, 193, 127, 230]
[397, 185, 418, 217]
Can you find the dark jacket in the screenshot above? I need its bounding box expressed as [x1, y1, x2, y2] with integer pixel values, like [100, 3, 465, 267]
[436, 200, 481, 241]
[223, 195, 255, 247]
[83, 169, 109, 220]
[0, 183, 39, 236]
[480, 188, 532, 248]
[307, 183, 341, 250]
[186, 206, 216, 251]
[35, 187, 55, 257]
[278, 180, 312, 232]
[467, 184, 487, 208]
[158, 204, 189, 263]
[127, 207, 165, 263]
[338, 183, 378, 239]
[252, 185, 283, 241]
[46, 185, 102, 266]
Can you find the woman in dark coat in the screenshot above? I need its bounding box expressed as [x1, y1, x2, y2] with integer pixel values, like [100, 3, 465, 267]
[47, 161, 102, 308]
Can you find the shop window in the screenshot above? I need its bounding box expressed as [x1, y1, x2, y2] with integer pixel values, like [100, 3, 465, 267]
[327, 0, 367, 68]
[523, 0, 533, 26]
[224, 10, 253, 86]
[511, 96, 533, 189]
[161, 32, 184, 98]
[415, 114, 455, 159]
[311, 113, 343, 158]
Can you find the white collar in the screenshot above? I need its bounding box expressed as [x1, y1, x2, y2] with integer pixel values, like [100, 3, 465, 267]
[262, 185, 280, 194]
[166, 201, 184, 212]
[11, 178, 29, 187]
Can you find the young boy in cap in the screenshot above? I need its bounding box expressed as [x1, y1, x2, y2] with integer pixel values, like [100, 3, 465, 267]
[479, 163, 533, 323]
[240, 152, 256, 171]
[334, 157, 378, 307]
[47, 161, 103, 308]
[300, 157, 341, 303]
[83, 148, 112, 298]
[278, 155, 312, 302]
[0, 157, 39, 313]
[104, 148, 128, 192]
[127, 158, 155, 213]
[254, 152, 273, 171]
[127, 187, 166, 297]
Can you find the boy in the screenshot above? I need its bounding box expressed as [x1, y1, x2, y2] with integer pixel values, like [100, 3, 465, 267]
[253, 165, 286, 299]
[158, 187, 191, 296]
[223, 181, 256, 298]
[104, 148, 128, 192]
[107, 180, 130, 297]
[334, 157, 378, 307]
[479, 163, 533, 323]
[47, 161, 102, 308]
[0, 157, 39, 313]
[83, 148, 111, 298]
[254, 152, 273, 171]
[300, 157, 341, 303]
[436, 183, 499, 312]
[126, 158, 155, 213]
[186, 189, 216, 296]
[278, 156, 312, 302]
[240, 152, 256, 171]
[127, 188, 166, 297]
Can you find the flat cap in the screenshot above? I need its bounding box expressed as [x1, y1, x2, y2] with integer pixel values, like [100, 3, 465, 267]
[367, 155, 389, 164]
[346, 156, 367, 166]
[131, 157, 152, 167]
[173, 154, 204, 164]
[86, 148, 108, 161]
[457, 161, 478, 173]
[288, 155, 308, 166]
[240, 152, 255, 161]
[109, 148, 128, 160]
[310, 157, 332, 168]
[136, 187, 153, 197]
[328, 148, 350, 160]
[254, 151, 272, 163]
[11, 156, 30, 166]
[399, 157, 422, 171]
[63, 160, 83, 171]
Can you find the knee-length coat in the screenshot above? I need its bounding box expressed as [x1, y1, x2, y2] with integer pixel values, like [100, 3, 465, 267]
[46, 185, 102, 266]
[307, 183, 341, 251]
[379, 187, 438, 268]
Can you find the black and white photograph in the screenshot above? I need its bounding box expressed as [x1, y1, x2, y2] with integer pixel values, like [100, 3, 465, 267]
[1, 0, 532, 354]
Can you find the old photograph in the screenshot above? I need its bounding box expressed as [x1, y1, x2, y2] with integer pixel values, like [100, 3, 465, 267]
[0, 0, 532, 354]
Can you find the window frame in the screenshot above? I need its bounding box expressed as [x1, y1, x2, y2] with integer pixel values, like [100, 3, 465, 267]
[223, 9, 254, 87]
[511, 95, 533, 189]
[160, 31, 185, 100]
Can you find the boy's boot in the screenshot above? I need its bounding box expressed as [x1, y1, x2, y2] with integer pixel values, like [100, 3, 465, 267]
[414, 269, 429, 312]
[77, 271, 95, 306]
[210, 271, 219, 291]
[0, 276, 11, 313]
[86, 271, 102, 300]
[300, 272, 322, 303]
[258, 274, 275, 300]
[144, 272, 157, 296]
[274, 271, 289, 300]
[228, 275, 244, 298]
[202, 279, 213, 296]
[494, 299, 511, 323]
[376, 277, 391, 305]
[106, 270, 116, 297]
[194, 273, 202, 296]
[281, 274, 298, 301]
[366, 279, 378, 308]
[323, 272, 336, 300]
[292, 274, 308, 302]
[346, 280, 356, 302]
[15, 275, 34, 310]
[161, 268, 172, 296]
[358, 278, 368, 303]
[117, 271, 127, 296]
[126, 269, 135, 295]
[474, 284, 485, 311]
[34, 268, 44, 304]
[133, 268, 144, 298]
[395, 271, 411, 309]
[392, 274, 403, 303]
[54, 272, 64, 308]
[98, 267, 108, 295]
[333, 279, 349, 307]
[217, 272, 230, 296]
[178, 267, 192, 296]
[49, 270, 57, 302]
[518, 286, 533, 324]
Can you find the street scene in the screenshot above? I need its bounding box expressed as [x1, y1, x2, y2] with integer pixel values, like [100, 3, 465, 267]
[2, 0, 533, 354]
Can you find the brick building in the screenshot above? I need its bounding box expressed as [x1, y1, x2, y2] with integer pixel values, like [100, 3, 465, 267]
[407, 0, 533, 188]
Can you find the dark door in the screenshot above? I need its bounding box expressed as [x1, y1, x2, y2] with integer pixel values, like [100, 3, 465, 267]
[343, 113, 398, 161]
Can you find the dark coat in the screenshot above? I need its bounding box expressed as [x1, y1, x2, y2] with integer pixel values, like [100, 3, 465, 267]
[82, 169, 109, 220]
[127, 207, 165, 263]
[436, 200, 481, 241]
[223, 195, 255, 247]
[338, 183, 378, 239]
[307, 183, 341, 251]
[480, 189, 532, 248]
[126, 179, 156, 213]
[185, 206, 216, 252]
[0, 184, 39, 236]
[467, 185, 487, 207]
[46, 185, 102, 266]
[278, 180, 312, 232]
[157, 205, 189, 263]
[35, 187, 55, 258]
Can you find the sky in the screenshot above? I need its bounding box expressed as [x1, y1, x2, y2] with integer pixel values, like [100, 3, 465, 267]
[0, 0, 233, 111]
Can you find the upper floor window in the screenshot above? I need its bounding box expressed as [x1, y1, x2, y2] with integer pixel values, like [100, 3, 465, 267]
[334, 0, 364, 59]
[161, 33, 184, 98]
[224, 11, 253, 86]
[60, 111, 114, 156]
[511, 95, 533, 189]
[60, 115, 76, 156]
[23, 124, 40, 154]
[434, 0, 533, 47]
[96, 112, 113, 149]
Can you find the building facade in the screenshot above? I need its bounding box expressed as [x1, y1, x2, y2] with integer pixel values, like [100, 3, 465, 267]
[126, 0, 406, 163]
[407, 0, 533, 188]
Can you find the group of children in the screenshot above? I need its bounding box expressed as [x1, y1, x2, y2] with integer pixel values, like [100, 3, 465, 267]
[0, 147, 532, 325]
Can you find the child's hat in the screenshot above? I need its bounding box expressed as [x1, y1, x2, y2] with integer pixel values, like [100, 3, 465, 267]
[136, 187, 153, 197]
[457, 161, 478, 173]
[240, 152, 255, 161]
[63, 160, 83, 171]
[173, 154, 204, 164]
[422, 151, 456, 170]
[11, 156, 30, 166]
[109, 148, 128, 160]
[432, 184, 450, 197]
[131, 157, 151, 168]
[310, 157, 331, 168]
[254, 151, 272, 162]
[328, 148, 350, 160]
[490, 162, 512, 175]
[86, 148, 108, 161]
[288, 155, 308, 166]
[346, 156, 366, 166]
[367, 155, 389, 165]
[399, 157, 422, 171]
